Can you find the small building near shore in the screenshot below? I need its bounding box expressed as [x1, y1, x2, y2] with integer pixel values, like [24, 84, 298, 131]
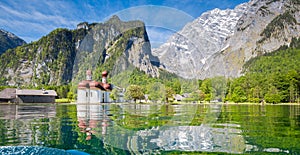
[174, 94, 183, 102]
[0, 88, 57, 103]
[0, 88, 17, 103]
[77, 70, 113, 103]
[16, 89, 57, 103]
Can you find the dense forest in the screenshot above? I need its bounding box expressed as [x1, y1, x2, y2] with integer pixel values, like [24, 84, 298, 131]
[120, 38, 300, 104]
[225, 38, 300, 103]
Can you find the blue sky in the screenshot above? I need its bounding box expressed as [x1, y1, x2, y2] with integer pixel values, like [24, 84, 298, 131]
[0, 0, 249, 45]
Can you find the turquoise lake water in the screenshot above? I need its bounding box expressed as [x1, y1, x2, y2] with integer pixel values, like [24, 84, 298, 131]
[0, 103, 299, 154]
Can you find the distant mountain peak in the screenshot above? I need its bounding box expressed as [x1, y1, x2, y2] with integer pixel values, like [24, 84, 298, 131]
[0, 29, 26, 55]
[0, 29, 20, 39]
[152, 1, 249, 79]
[153, 0, 300, 79]
[106, 15, 121, 23]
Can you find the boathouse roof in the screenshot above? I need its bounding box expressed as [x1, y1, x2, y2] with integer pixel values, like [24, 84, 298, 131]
[16, 89, 57, 96]
[0, 88, 16, 99]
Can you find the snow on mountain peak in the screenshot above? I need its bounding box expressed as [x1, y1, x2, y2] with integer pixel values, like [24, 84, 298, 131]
[152, 1, 250, 79]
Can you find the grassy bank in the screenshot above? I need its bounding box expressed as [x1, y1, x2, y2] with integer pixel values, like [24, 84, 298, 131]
[55, 98, 75, 103]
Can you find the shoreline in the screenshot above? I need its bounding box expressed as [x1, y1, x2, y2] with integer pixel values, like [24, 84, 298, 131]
[1, 101, 299, 105]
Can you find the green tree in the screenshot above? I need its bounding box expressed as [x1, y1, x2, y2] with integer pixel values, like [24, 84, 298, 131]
[200, 79, 212, 102]
[67, 91, 74, 102]
[165, 87, 175, 103]
[210, 76, 227, 101]
[190, 90, 201, 102]
[172, 79, 181, 94]
[110, 89, 119, 102]
[147, 82, 165, 103]
[231, 86, 247, 103]
[180, 80, 198, 94]
[124, 85, 144, 103]
[264, 85, 281, 104]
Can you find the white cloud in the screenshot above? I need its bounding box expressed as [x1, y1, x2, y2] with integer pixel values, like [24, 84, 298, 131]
[112, 5, 194, 32]
[0, 2, 81, 42]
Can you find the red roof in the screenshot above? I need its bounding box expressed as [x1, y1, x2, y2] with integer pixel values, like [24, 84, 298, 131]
[78, 80, 112, 91]
[102, 71, 108, 77]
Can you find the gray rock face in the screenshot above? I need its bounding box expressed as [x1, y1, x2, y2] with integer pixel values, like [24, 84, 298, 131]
[125, 37, 159, 77]
[153, 3, 249, 79]
[203, 0, 300, 78]
[73, 16, 159, 82]
[0, 16, 159, 86]
[154, 0, 300, 79]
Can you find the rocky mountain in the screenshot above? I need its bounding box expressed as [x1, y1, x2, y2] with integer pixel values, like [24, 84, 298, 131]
[204, 0, 300, 78]
[0, 29, 26, 55]
[73, 16, 159, 84]
[0, 16, 159, 86]
[153, 0, 300, 79]
[152, 2, 249, 79]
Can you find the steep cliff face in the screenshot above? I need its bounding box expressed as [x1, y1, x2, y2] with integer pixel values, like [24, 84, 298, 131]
[0, 16, 159, 86]
[203, 0, 300, 78]
[152, 3, 249, 79]
[0, 29, 26, 55]
[72, 16, 159, 84]
[154, 0, 300, 79]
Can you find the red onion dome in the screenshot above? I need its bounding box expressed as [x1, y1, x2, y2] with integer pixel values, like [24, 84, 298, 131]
[89, 81, 101, 88]
[78, 80, 89, 88]
[102, 70, 108, 77]
[103, 83, 111, 90]
[86, 70, 92, 75]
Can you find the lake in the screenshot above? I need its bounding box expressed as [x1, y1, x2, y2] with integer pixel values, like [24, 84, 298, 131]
[0, 103, 299, 154]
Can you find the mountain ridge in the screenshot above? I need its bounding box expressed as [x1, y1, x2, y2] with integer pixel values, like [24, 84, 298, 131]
[0, 16, 159, 87]
[0, 29, 26, 55]
[152, 1, 249, 79]
[204, 0, 300, 78]
[153, 0, 300, 79]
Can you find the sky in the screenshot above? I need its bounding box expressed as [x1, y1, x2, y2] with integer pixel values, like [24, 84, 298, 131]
[0, 0, 249, 46]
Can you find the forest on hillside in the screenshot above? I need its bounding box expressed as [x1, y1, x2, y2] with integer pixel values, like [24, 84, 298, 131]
[1, 38, 300, 104]
[120, 38, 300, 104]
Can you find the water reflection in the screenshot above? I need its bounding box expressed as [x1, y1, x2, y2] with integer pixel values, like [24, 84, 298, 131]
[77, 103, 299, 154]
[0, 103, 299, 154]
[0, 104, 56, 146]
[129, 104, 243, 154]
[76, 103, 247, 154]
[77, 103, 110, 140]
[0, 104, 56, 120]
[149, 125, 245, 153]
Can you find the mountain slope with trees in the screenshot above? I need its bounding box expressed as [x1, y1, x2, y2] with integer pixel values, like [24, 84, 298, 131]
[0, 16, 159, 88]
[225, 37, 300, 103]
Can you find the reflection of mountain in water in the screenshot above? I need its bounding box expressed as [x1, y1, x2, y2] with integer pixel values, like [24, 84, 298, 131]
[124, 104, 245, 154]
[77, 103, 246, 154]
[148, 125, 245, 153]
[74, 103, 293, 154]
